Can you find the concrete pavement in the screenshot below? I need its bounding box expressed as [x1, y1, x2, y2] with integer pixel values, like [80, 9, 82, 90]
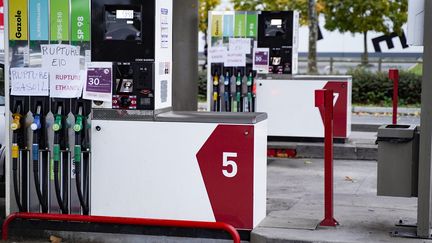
[253, 158, 425, 243]
[6, 158, 428, 243]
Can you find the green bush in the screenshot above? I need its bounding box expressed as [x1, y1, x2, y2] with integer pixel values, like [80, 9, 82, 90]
[198, 70, 207, 100]
[349, 68, 422, 106]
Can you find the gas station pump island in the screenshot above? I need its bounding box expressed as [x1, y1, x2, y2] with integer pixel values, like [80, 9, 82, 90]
[5, 0, 267, 231]
[207, 11, 352, 139]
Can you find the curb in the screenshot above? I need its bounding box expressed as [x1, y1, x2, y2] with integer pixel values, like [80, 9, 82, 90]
[268, 142, 377, 161]
[353, 106, 420, 115]
[352, 123, 381, 132]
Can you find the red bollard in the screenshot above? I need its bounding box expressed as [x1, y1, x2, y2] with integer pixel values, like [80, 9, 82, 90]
[315, 89, 339, 227]
[389, 69, 399, 125]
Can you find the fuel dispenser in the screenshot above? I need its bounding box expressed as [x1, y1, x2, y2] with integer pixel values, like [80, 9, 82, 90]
[257, 11, 298, 75]
[88, 0, 267, 230]
[51, 99, 71, 214]
[10, 97, 30, 212]
[30, 97, 50, 213]
[207, 11, 298, 112]
[72, 99, 91, 215]
[5, 0, 267, 235]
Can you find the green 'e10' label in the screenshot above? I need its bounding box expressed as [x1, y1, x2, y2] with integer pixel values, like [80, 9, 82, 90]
[50, 0, 70, 41]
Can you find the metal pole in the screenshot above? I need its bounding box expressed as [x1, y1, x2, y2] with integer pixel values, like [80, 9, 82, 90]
[417, 0, 432, 238]
[315, 89, 339, 227]
[2, 212, 241, 243]
[389, 69, 399, 125]
[4, 0, 11, 216]
[172, 0, 199, 111]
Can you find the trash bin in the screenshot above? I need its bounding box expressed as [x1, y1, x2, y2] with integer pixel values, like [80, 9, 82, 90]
[377, 124, 419, 197]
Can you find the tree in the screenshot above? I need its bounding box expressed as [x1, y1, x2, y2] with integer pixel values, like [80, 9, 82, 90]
[231, 0, 325, 74]
[199, 0, 221, 69]
[323, 0, 408, 66]
[308, 0, 318, 74]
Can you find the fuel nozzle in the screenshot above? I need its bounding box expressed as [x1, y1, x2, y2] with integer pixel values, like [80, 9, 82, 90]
[73, 111, 84, 133]
[74, 106, 84, 161]
[31, 105, 42, 131]
[11, 113, 22, 131]
[11, 103, 23, 131]
[247, 71, 253, 86]
[53, 106, 63, 132]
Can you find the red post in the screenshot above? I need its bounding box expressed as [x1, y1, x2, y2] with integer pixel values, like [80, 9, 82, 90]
[315, 89, 339, 227]
[389, 69, 399, 125]
[2, 213, 241, 243]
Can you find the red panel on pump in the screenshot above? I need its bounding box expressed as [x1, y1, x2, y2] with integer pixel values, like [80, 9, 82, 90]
[319, 82, 348, 138]
[196, 125, 254, 229]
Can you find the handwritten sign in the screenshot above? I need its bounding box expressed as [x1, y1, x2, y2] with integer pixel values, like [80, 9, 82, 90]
[83, 62, 113, 102]
[253, 48, 270, 74]
[208, 46, 227, 63]
[41, 44, 80, 73]
[41, 44, 82, 98]
[49, 71, 84, 98]
[10, 68, 50, 96]
[229, 38, 252, 54]
[224, 51, 246, 67]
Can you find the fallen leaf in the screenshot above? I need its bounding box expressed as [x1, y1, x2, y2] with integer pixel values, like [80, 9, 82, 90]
[345, 176, 354, 182]
[50, 235, 62, 243]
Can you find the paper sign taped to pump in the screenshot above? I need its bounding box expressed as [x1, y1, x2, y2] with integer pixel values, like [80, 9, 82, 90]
[10, 68, 50, 96]
[208, 46, 227, 63]
[83, 62, 113, 102]
[229, 38, 252, 54]
[49, 71, 85, 98]
[224, 51, 246, 67]
[253, 48, 270, 74]
[41, 44, 81, 73]
[41, 44, 83, 98]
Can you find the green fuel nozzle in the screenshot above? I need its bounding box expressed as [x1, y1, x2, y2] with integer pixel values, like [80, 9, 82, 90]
[53, 105, 64, 132]
[247, 72, 253, 86]
[53, 114, 62, 132]
[236, 73, 242, 86]
[73, 115, 84, 133]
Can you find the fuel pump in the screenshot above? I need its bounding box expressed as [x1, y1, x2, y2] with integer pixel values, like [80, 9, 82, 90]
[51, 99, 71, 214]
[223, 68, 232, 112]
[10, 97, 30, 212]
[30, 97, 50, 213]
[72, 99, 91, 215]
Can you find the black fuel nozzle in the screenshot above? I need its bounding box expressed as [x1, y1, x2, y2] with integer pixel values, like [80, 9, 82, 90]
[31, 102, 49, 213]
[51, 100, 69, 214]
[10, 97, 29, 212]
[72, 99, 91, 215]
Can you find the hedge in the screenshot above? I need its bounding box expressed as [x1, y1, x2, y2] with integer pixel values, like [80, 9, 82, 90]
[198, 68, 422, 106]
[349, 68, 422, 106]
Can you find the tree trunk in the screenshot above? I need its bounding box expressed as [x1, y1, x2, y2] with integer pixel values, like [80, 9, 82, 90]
[203, 32, 208, 70]
[308, 0, 318, 74]
[362, 31, 369, 66]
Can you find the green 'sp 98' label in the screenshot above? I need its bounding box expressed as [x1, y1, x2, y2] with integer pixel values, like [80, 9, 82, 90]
[71, 0, 90, 42]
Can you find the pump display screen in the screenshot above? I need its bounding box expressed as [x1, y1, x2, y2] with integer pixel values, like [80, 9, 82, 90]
[265, 18, 286, 37]
[105, 5, 142, 41]
[116, 10, 134, 19]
